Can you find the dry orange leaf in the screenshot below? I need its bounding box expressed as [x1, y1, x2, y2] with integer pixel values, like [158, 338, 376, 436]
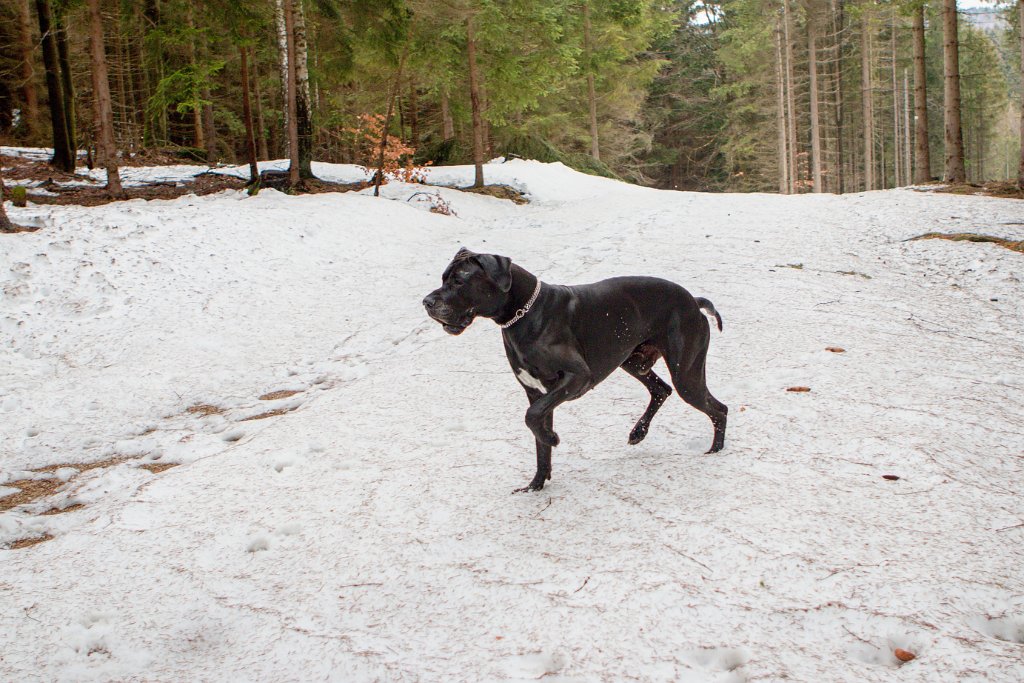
[787, 386, 811, 392]
[894, 648, 916, 662]
[826, 347, 846, 353]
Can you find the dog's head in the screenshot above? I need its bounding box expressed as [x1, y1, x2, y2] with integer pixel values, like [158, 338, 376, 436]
[422, 247, 513, 335]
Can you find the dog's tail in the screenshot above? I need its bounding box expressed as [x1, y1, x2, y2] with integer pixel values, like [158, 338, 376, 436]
[695, 297, 723, 332]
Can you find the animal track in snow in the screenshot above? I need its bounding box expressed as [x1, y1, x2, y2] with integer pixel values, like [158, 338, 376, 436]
[969, 615, 1024, 645]
[501, 650, 568, 679]
[221, 429, 245, 443]
[246, 536, 270, 553]
[845, 630, 924, 668]
[681, 647, 750, 682]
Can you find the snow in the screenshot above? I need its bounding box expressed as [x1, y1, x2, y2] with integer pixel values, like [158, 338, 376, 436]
[2, 156, 1023, 681]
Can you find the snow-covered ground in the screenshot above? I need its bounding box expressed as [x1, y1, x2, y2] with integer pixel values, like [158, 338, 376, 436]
[2, 157, 1023, 682]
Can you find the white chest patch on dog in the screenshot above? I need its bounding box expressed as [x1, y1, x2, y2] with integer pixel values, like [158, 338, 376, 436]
[517, 369, 547, 393]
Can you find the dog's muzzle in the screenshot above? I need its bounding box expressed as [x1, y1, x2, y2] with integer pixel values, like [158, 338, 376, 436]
[423, 294, 472, 335]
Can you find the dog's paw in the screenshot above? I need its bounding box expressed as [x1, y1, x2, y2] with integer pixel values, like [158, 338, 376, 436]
[512, 474, 549, 493]
[628, 424, 648, 445]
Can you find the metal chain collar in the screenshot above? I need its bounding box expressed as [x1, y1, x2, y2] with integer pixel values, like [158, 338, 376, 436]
[500, 279, 542, 329]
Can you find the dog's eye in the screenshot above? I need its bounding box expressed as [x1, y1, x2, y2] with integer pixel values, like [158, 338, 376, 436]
[452, 276, 464, 286]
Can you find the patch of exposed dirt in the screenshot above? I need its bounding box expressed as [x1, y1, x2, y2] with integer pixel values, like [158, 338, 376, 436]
[930, 181, 1024, 200]
[9, 534, 54, 549]
[241, 407, 296, 421]
[1, 153, 87, 183]
[910, 232, 1024, 255]
[34, 456, 130, 474]
[186, 403, 225, 416]
[139, 462, 179, 474]
[259, 389, 303, 401]
[459, 184, 529, 204]
[0, 223, 41, 234]
[21, 172, 248, 207]
[40, 503, 85, 516]
[119, 147, 207, 166]
[288, 177, 368, 195]
[0, 478, 66, 513]
[1, 457, 129, 512]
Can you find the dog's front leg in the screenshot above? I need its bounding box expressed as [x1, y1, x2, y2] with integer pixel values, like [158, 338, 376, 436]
[524, 367, 590, 448]
[513, 406, 552, 494]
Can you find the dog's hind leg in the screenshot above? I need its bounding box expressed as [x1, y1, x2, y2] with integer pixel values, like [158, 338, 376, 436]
[662, 319, 728, 453]
[621, 350, 673, 445]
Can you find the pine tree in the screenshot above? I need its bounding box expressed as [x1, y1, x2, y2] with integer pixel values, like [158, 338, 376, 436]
[942, 0, 965, 182]
[87, 0, 124, 197]
[34, 0, 75, 172]
[16, 0, 38, 139]
[0, 170, 14, 233]
[911, 0, 931, 183]
[1019, 0, 1024, 189]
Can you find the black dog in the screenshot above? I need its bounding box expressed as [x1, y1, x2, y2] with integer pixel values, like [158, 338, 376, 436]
[423, 248, 727, 492]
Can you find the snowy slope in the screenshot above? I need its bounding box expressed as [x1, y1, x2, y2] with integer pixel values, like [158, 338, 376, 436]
[2, 159, 1023, 682]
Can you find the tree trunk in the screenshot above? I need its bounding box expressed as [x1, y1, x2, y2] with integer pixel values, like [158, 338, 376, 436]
[808, 13, 823, 193]
[398, 94, 406, 144]
[54, 12, 76, 158]
[200, 49, 217, 163]
[240, 46, 259, 183]
[467, 14, 485, 188]
[35, 0, 74, 172]
[480, 80, 492, 158]
[861, 9, 875, 190]
[441, 87, 454, 140]
[904, 69, 912, 184]
[783, 0, 798, 192]
[374, 50, 408, 197]
[1018, 0, 1024, 189]
[584, 1, 600, 161]
[114, 18, 131, 152]
[829, 0, 845, 193]
[976, 102, 984, 181]
[252, 55, 269, 160]
[189, 1, 216, 162]
[911, 4, 931, 183]
[17, 0, 38, 138]
[87, 0, 124, 197]
[283, 0, 300, 187]
[409, 79, 419, 147]
[186, 4, 203, 150]
[144, 0, 167, 146]
[0, 169, 15, 233]
[942, 0, 965, 182]
[892, 13, 901, 186]
[293, 0, 315, 178]
[775, 18, 790, 194]
[275, 0, 289, 155]
[129, 6, 149, 151]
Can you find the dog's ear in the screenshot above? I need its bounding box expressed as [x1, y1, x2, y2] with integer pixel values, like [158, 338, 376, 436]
[475, 254, 513, 293]
[444, 247, 474, 280]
